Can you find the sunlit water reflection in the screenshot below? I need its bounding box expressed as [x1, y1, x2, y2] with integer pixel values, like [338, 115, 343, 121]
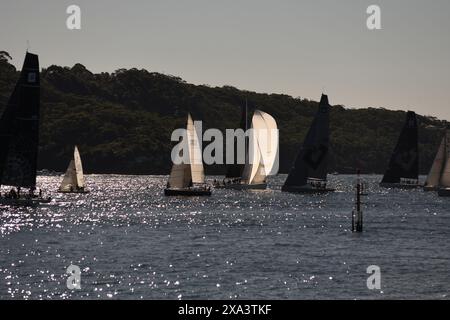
[0, 174, 449, 299]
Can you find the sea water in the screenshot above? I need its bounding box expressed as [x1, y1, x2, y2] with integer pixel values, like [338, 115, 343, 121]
[0, 174, 449, 299]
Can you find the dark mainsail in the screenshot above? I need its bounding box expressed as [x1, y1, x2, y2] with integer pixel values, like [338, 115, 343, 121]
[0, 52, 40, 189]
[282, 94, 330, 189]
[381, 111, 418, 184]
[225, 102, 248, 179]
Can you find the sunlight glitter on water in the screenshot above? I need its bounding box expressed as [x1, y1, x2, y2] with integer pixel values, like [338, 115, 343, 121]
[0, 174, 450, 299]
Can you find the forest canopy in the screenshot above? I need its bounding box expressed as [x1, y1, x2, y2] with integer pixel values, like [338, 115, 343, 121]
[0, 51, 447, 175]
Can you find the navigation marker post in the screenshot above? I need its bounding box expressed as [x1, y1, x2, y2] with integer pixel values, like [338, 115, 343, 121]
[352, 170, 363, 232]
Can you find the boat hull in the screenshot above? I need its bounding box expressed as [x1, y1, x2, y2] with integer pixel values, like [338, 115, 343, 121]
[219, 183, 267, 190]
[379, 183, 420, 189]
[164, 188, 212, 196]
[438, 188, 450, 197]
[0, 197, 52, 206]
[58, 190, 90, 194]
[423, 186, 438, 192]
[281, 185, 335, 194]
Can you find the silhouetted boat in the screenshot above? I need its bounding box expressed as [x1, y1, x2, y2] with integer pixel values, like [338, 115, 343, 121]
[380, 111, 420, 189]
[58, 146, 89, 193]
[282, 94, 335, 193]
[164, 114, 212, 196]
[0, 52, 51, 206]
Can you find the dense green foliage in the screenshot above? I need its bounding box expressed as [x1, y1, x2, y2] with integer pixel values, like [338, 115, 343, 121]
[0, 51, 448, 174]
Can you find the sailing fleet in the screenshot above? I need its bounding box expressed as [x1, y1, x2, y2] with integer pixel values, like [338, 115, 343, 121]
[0, 51, 449, 206]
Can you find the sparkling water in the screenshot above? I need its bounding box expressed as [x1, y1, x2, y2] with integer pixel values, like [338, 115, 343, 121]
[0, 174, 449, 299]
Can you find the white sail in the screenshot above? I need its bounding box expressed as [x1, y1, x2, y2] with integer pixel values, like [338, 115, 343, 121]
[241, 115, 262, 184]
[253, 110, 279, 176]
[167, 113, 205, 188]
[241, 110, 278, 185]
[251, 161, 267, 184]
[74, 146, 85, 188]
[58, 146, 86, 192]
[59, 160, 76, 192]
[439, 131, 450, 188]
[187, 114, 205, 184]
[168, 163, 191, 189]
[424, 136, 445, 188]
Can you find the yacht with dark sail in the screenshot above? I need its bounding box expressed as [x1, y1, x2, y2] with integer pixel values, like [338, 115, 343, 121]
[423, 130, 450, 196]
[282, 94, 335, 193]
[0, 52, 51, 206]
[380, 111, 419, 189]
[58, 146, 89, 193]
[164, 113, 212, 196]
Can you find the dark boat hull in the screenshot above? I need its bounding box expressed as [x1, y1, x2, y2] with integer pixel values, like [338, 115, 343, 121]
[220, 183, 267, 190]
[438, 188, 450, 197]
[58, 190, 90, 194]
[213, 184, 227, 189]
[164, 188, 212, 196]
[282, 185, 335, 194]
[0, 197, 52, 206]
[423, 186, 438, 192]
[379, 183, 420, 189]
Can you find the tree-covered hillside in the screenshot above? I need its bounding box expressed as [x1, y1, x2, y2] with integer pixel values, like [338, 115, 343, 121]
[0, 51, 447, 175]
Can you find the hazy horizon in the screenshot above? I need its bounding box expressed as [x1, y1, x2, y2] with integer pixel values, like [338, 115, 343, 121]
[1, 0, 449, 120]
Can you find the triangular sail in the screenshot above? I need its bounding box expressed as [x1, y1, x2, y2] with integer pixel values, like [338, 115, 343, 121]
[283, 94, 330, 188]
[168, 163, 191, 189]
[381, 111, 419, 184]
[58, 146, 86, 191]
[187, 114, 205, 184]
[167, 113, 205, 188]
[424, 135, 446, 188]
[74, 146, 85, 188]
[439, 131, 450, 188]
[0, 52, 40, 188]
[59, 160, 76, 192]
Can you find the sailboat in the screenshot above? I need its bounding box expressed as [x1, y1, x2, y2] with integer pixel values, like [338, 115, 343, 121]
[0, 52, 51, 206]
[380, 111, 419, 189]
[423, 130, 450, 196]
[164, 113, 212, 196]
[282, 94, 335, 193]
[220, 109, 278, 190]
[58, 146, 89, 193]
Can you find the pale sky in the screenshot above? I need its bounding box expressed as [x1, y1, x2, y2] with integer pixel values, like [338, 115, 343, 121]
[1, 0, 449, 120]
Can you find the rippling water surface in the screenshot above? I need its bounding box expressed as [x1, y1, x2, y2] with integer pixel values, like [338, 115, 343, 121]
[0, 174, 449, 300]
